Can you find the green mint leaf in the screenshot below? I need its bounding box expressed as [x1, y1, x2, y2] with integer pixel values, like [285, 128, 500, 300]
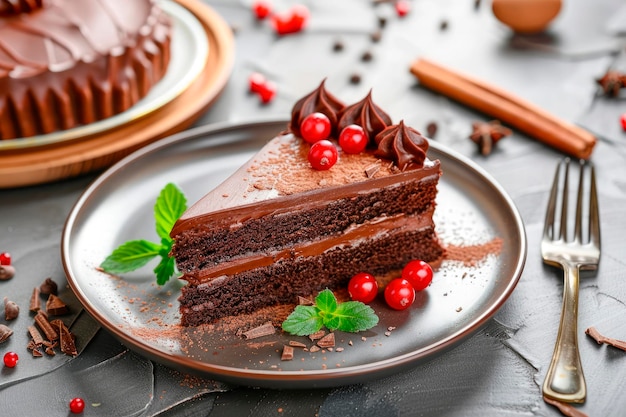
[154, 253, 177, 286]
[314, 289, 337, 313]
[282, 305, 323, 336]
[155, 183, 187, 240]
[282, 289, 379, 336]
[100, 240, 162, 273]
[329, 301, 379, 332]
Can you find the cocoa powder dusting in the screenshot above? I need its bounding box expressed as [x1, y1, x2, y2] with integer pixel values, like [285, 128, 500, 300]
[443, 237, 503, 267]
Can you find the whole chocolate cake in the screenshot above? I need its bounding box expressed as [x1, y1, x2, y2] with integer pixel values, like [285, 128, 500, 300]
[0, 0, 172, 140]
[171, 81, 444, 326]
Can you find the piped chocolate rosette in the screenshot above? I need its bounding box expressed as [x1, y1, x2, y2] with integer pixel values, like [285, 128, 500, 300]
[289, 79, 345, 137]
[375, 120, 429, 170]
[288, 81, 430, 171]
[337, 90, 392, 145]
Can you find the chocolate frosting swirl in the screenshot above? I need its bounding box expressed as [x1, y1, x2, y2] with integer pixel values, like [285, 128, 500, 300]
[289, 79, 345, 137]
[374, 120, 429, 170]
[337, 90, 392, 145]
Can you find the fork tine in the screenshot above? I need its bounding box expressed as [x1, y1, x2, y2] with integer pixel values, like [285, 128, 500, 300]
[574, 161, 585, 243]
[589, 163, 601, 249]
[559, 159, 570, 241]
[543, 160, 562, 240]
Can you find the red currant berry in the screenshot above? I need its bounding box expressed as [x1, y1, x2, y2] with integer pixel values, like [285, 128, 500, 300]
[308, 140, 338, 170]
[257, 80, 277, 104]
[395, 0, 411, 17]
[338, 124, 368, 154]
[272, 5, 309, 35]
[300, 112, 331, 144]
[69, 397, 85, 414]
[288, 4, 310, 29]
[3, 351, 18, 368]
[402, 260, 433, 291]
[620, 113, 626, 131]
[384, 278, 415, 310]
[248, 72, 266, 94]
[348, 272, 379, 303]
[252, 0, 272, 19]
[0, 252, 11, 266]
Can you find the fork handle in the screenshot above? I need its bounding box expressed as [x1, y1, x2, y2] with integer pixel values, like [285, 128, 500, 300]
[542, 263, 587, 403]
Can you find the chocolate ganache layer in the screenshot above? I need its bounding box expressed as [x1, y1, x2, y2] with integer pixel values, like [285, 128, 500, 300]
[0, 0, 172, 139]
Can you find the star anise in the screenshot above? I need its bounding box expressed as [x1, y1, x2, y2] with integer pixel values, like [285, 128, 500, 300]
[469, 120, 512, 156]
[596, 70, 626, 97]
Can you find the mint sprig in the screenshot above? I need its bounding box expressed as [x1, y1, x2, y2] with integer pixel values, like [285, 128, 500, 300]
[282, 289, 379, 335]
[100, 183, 187, 285]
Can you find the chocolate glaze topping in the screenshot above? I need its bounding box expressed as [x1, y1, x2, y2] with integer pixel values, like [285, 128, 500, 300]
[375, 120, 429, 170]
[289, 79, 345, 137]
[337, 90, 392, 145]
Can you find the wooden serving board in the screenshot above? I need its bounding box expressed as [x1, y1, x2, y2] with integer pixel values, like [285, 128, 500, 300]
[0, 0, 235, 189]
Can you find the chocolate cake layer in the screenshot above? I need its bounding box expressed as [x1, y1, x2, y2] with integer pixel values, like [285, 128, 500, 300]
[178, 225, 443, 326]
[172, 168, 440, 275]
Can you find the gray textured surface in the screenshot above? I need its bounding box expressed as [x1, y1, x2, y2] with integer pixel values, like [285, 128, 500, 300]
[1, 0, 625, 415]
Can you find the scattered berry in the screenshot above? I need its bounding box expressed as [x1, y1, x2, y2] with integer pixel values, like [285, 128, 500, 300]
[3, 351, 18, 368]
[402, 260, 433, 291]
[69, 397, 85, 414]
[308, 140, 338, 170]
[257, 80, 277, 104]
[348, 272, 379, 303]
[300, 112, 332, 144]
[339, 125, 368, 154]
[0, 252, 10, 266]
[621, 113, 626, 131]
[384, 278, 415, 310]
[248, 72, 267, 94]
[272, 4, 309, 35]
[252, 0, 272, 19]
[395, 0, 411, 17]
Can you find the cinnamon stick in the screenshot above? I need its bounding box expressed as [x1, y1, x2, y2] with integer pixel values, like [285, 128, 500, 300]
[410, 58, 597, 159]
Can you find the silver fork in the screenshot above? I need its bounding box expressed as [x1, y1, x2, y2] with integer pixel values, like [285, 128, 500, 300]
[541, 158, 601, 404]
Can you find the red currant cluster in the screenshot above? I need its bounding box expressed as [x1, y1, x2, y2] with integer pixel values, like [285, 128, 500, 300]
[299, 112, 369, 171]
[348, 259, 433, 310]
[248, 72, 277, 104]
[252, 1, 310, 35]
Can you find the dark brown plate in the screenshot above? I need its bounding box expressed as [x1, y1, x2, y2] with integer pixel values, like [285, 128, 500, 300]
[62, 120, 527, 388]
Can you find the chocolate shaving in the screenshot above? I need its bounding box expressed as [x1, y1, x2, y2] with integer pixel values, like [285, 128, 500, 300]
[46, 294, 68, 316]
[585, 326, 626, 351]
[309, 345, 321, 353]
[51, 320, 77, 356]
[308, 330, 326, 341]
[34, 311, 58, 341]
[31, 347, 43, 357]
[288, 340, 307, 348]
[317, 332, 336, 348]
[281, 345, 294, 361]
[39, 277, 58, 295]
[242, 321, 275, 339]
[27, 325, 44, 346]
[297, 296, 314, 305]
[364, 161, 381, 178]
[543, 396, 588, 417]
[29, 287, 41, 312]
[0, 324, 13, 343]
[4, 297, 19, 320]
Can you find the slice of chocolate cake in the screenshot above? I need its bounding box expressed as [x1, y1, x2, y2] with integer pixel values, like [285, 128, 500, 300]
[170, 82, 444, 326]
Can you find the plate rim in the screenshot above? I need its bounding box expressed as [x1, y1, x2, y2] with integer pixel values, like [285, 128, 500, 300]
[62, 119, 528, 388]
